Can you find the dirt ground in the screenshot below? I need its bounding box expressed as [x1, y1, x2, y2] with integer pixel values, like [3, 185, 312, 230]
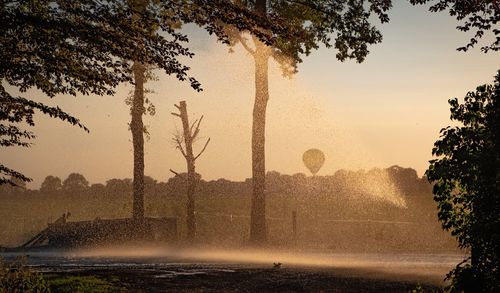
[42, 265, 445, 292]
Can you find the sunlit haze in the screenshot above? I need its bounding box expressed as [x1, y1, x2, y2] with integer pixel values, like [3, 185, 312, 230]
[2, 1, 499, 188]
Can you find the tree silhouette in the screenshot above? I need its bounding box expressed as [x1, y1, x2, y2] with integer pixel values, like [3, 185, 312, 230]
[412, 1, 499, 289]
[128, 0, 151, 225]
[0, 1, 191, 186]
[62, 173, 89, 194]
[105, 178, 133, 196]
[427, 71, 500, 291]
[90, 183, 105, 196]
[171, 101, 210, 241]
[410, 0, 499, 52]
[0, 0, 285, 187]
[225, 0, 392, 244]
[40, 176, 62, 194]
[0, 176, 28, 195]
[123, 0, 302, 224]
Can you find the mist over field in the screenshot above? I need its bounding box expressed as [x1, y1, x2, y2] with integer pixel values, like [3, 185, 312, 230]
[1, 0, 498, 292]
[0, 166, 457, 252]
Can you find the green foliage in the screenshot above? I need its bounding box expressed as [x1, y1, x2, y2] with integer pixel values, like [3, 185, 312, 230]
[46, 275, 125, 293]
[427, 71, 500, 291]
[0, 258, 50, 293]
[410, 284, 425, 293]
[125, 66, 157, 140]
[125, 67, 158, 118]
[0, 0, 191, 185]
[0, 0, 288, 186]
[410, 0, 499, 52]
[0, 92, 89, 185]
[226, 0, 392, 76]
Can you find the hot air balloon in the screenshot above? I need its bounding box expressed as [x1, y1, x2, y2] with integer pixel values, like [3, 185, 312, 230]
[302, 149, 325, 175]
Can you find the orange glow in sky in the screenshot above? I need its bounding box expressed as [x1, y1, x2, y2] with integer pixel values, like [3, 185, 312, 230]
[2, 1, 499, 188]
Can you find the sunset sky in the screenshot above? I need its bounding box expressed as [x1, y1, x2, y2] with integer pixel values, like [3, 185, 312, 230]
[3, 1, 499, 188]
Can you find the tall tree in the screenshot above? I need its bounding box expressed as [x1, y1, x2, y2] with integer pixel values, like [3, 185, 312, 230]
[171, 100, 210, 241]
[118, 0, 297, 224]
[0, 0, 284, 187]
[0, 0, 203, 186]
[225, 0, 392, 244]
[128, 0, 151, 224]
[426, 71, 500, 292]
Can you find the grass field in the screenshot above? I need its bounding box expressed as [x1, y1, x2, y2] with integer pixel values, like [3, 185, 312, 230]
[0, 190, 457, 252]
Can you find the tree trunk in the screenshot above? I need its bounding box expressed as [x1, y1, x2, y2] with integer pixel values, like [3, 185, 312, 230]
[186, 161, 196, 241]
[179, 101, 197, 241]
[128, 0, 149, 233]
[249, 41, 270, 244]
[131, 61, 145, 226]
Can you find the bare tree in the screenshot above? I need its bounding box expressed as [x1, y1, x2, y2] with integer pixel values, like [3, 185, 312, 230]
[171, 101, 210, 241]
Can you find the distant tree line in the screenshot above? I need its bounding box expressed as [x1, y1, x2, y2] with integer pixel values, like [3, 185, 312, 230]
[0, 166, 431, 199]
